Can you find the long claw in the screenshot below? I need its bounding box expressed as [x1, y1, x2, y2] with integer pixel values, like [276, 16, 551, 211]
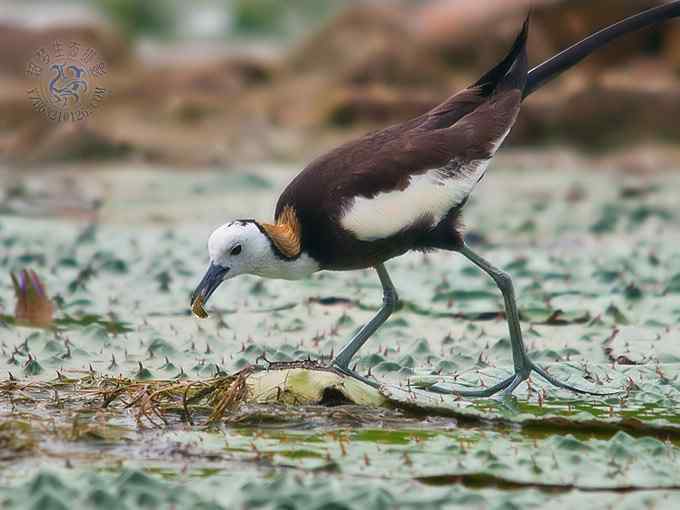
[530, 363, 620, 397]
[424, 363, 620, 398]
[333, 363, 380, 389]
[429, 374, 516, 397]
[333, 361, 620, 399]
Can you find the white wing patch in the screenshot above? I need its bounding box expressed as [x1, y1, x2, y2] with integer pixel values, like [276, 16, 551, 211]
[341, 159, 490, 241]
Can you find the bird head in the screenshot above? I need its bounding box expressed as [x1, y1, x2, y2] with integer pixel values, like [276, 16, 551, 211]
[190, 221, 269, 314]
[190, 208, 310, 318]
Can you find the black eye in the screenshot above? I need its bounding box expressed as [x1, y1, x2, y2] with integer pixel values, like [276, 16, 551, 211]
[230, 245, 242, 256]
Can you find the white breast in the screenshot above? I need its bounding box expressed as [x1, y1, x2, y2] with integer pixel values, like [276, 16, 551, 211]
[340, 159, 490, 241]
[253, 251, 320, 280]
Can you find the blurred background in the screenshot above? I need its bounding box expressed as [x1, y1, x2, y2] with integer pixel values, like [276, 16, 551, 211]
[1, 0, 679, 170]
[3, 4, 680, 504]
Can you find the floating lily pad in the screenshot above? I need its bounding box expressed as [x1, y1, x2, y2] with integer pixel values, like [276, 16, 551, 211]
[2, 165, 680, 507]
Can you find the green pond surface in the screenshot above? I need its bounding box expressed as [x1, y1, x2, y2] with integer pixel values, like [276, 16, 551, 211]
[1, 162, 680, 509]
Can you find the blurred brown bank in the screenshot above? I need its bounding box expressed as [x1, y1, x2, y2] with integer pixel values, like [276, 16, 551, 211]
[0, 0, 679, 169]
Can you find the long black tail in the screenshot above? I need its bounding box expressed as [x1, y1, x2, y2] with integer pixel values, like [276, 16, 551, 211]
[525, 1, 680, 99]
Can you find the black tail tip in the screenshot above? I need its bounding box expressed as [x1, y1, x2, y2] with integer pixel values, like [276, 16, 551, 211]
[518, 13, 531, 47]
[472, 13, 530, 92]
[508, 15, 531, 87]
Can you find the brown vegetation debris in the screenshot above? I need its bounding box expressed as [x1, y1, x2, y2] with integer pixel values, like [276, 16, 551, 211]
[11, 269, 54, 328]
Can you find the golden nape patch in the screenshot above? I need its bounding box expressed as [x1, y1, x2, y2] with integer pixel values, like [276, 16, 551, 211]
[191, 295, 209, 319]
[261, 206, 302, 258]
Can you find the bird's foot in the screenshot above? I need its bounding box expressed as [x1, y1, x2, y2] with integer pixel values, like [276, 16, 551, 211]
[332, 363, 380, 389]
[428, 362, 620, 398]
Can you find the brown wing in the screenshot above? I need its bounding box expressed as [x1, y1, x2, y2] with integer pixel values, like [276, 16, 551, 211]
[275, 87, 521, 229]
[274, 18, 528, 252]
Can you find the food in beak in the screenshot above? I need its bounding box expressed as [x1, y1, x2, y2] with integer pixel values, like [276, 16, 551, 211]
[190, 263, 228, 319]
[191, 294, 209, 319]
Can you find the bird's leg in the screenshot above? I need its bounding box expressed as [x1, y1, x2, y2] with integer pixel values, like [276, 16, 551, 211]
[461, 245, 530, 378]
[332, 263, 398, 386]
[430, 244, 614, 398]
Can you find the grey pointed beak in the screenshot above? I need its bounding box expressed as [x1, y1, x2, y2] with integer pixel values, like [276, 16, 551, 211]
[190, 262, 229, 307]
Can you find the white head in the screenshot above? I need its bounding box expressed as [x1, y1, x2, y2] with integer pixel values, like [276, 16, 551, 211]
[208, 220, 276, 278]
[190, 219, 319, 311]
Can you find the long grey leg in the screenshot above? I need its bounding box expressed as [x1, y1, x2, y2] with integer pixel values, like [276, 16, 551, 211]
[443, 244, 616, 397]
[459, 245, 530, 377]
[332, 251, 616, 398]
[332, 264, 398, 371]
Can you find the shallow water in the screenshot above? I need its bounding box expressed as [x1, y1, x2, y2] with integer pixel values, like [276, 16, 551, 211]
[2, 162, 680, 509]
